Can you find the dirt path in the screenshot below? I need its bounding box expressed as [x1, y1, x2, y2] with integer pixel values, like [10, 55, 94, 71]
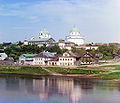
[42, 67, 62, 76]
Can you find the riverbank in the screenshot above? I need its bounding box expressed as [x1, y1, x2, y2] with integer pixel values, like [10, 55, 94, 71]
[0, 63, 120, 81]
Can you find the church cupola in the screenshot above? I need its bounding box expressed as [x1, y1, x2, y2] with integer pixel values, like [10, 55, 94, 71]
[39, 28, 51, 39]
[66, 26, 85, 45]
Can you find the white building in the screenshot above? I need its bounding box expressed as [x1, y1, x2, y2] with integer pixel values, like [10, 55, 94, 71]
[39, 28, 51, 39]
[85, 46, 98, 50]
[58, 40, 75, 50]
[58, 52, 76, 66]
[0, 53, 8, 60]
[19, 54, 37, 65]
[66, 26, 85, 45]
[28, 28, 56, 47]
[33, 51, 55, 66]
[23, 40, 28, 45]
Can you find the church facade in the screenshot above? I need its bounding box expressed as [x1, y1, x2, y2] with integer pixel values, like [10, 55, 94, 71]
[66, 26, 85, 45]
[28, 28, 56, 47]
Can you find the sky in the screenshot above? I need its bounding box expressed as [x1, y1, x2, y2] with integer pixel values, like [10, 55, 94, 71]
[0, 0, 120, 43]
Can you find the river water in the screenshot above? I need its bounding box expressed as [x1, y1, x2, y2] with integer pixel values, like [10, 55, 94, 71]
[0, 76, 120, 103]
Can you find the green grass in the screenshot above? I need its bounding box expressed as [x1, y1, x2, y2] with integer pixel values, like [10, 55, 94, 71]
[77, 66, 88, 69]
[95, 72, 120, 79]
[101, 65, 120, 70]
[47, 67, 68, 74]
[47, 67, 105, 75]
[101, 65, 120, 68]
[96, 62, 107, 65]
[69, 69, 105, 74]
[0, 66, 50, 75]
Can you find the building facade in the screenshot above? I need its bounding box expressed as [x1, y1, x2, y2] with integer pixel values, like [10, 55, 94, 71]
[28, 28, 56, 47]
[58, 52, 76, 66]
[19, 54, 37, 65]
[0, 53, 8, 60]
[33, 52, 55, 66]
[58, 40, 75, 50]
[19, 51, 95, 66]
[66, 26, 85, 45]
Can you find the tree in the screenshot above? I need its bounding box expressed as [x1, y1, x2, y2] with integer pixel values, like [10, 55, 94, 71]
[45, 45, 63, 54]
[71, 47, 86, 54]
[4, 44, 45, 60]
[98, 44, 119, 60]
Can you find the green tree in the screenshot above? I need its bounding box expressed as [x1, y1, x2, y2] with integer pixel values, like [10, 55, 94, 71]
[98, 44, 119, 60]
[45, 45, 63, 54]
[71, 47, 86, 54]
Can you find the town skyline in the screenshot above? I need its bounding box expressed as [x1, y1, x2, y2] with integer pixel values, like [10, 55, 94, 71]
[0, 0, 120, 43]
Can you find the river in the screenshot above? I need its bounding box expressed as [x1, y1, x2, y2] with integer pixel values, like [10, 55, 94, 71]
[0, 76, 120, 103]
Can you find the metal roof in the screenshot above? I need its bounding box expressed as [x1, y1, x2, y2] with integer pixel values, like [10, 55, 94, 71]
[23, 54, 37, 57]
[35, 52, 55, 58]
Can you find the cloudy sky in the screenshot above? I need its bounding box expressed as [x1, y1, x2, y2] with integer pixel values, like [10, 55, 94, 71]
[0, 0, 120, 43]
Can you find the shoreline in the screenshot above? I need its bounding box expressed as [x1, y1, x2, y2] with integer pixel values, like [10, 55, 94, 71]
[0, 63, 120, 82]
[0, 72, 119, 82]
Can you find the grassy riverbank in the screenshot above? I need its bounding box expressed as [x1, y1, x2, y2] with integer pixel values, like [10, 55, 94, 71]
[0, 64, 120, 80]
[0, 66, 50, 75]
[47, 67, 106, 75]
[47, 64, 120, 80]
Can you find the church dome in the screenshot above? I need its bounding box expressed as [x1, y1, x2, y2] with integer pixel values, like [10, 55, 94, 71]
[41, 28, 50, 34]
[66, 26, 85, 45]
[70, 26, 79, 33]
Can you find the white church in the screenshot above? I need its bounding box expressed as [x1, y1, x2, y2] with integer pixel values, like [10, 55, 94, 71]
[25, 26, 85, 49]
[58, 26, 85, 50]
[28, 28, 56, 47]
[66, 26, 85, 45]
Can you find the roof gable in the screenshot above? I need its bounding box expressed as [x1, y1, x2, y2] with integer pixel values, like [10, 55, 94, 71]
[35, 52, 54, 58]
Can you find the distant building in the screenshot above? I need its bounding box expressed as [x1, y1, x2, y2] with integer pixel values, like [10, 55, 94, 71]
[33, 51, 55, 66]
[109, 43, 120, 46]
[80, 52, 94, 65]
[18, 51, 96, 66]
[19, 54, 37, 65]
[114, 53, 120, 62]
[0, 53, 8, 60]
[58, 40, 75, 50]
[23, 40, 28, 45]
[85, 46, 98, 50]
[0, 53, 14, 65]
[57, 51, 95, 66]
[2, 42, 12, 49]
[48, 56, 59, 66]
[66, 26, 85, 45]
[58, 51, 77, 66]
[28, 28, 56, 47]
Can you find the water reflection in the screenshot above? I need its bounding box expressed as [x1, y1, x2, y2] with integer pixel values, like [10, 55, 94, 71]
[0, 76, 120, 103]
